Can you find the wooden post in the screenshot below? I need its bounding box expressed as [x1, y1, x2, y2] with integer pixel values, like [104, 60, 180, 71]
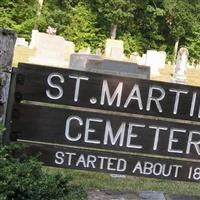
[0, 29, 16, 143]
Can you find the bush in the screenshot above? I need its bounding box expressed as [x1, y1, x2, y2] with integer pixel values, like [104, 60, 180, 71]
[0, 143, 86, 200]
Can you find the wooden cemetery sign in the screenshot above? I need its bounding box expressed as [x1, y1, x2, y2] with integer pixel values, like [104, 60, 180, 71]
[5, 63, 200, 183]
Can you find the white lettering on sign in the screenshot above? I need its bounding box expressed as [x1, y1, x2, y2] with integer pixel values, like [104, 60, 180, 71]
[190, 92, 197, 117]
[65, 116, 83, 141]
[169, 89, 188, 115]
[63, 115, 200, 157]
[46, 73, 64, 100]
[54, 151, 127, 172]
[55, 151, 64, 165]
[103, 120, 126, 146]
[146, 86, 165, 113]
[69, 75, 89, 102]
[100, 80, 123, 107]
[126, 123, 144, 149]
[168, 128, 186, 154]
[132, 161, 182, 178]
[149, 126, 168, 151]
[186, 131, 200, 155]
[84, 118, 103, 144]
[124, 84, 143, 110]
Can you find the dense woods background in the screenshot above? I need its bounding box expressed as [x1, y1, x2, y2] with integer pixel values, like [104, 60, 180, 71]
[1, 0, 200, 62]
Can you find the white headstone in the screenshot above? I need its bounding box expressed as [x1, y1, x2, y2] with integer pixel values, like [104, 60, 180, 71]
[29, 32, 68, 67]
[158, 51, 167, 69]
[145, 50, 160, 75]
[29, 29, 39, 49]
[105, 39, 124, 60]
[144, 50, 166, 75]
[110, 47, 124, 61]
[139, 54, 147, 65]
[15, 37, 29, 47]
[130, 52, 139, 63]
[66, 41, 75, 61]
[78, 47, 91, 54]
[172, 47, 189, 83]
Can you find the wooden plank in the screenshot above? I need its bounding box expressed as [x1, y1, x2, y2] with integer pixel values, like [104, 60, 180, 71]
[11, 103, 200, 160]
[15, 63, 200, 122]
[24, 142, 200, 183]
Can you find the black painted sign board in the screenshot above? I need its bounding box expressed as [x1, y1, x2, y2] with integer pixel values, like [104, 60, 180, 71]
[15, 63, 200, 122]
[25, 143, 200, 183]
[12, 103, 200, 160]
[5, 63, 200, 182]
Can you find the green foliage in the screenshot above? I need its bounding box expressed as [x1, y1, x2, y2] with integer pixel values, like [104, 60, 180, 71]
[38, 0, 72, 34]
[186, 25, 200, 63]
[118, 33, 143, 55]
[1, 0, 200, 61]
[63, 3, 104, 51]
[0, 0, 38, 40]
[0, 143, 86, 200]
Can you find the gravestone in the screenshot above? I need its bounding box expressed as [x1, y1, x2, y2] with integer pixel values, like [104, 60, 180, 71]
[69, 53, 101, 70]
[86, 59, 150, 79]
[158, 51, 167, 69]
[29, 29, 39, 49]
[78, 47, 91, 54]
[140, 54, 147, 65]
[110, 47, 124, 61]
[65, 41, 75, 61]
[15, 37, 28, 47]
[29, 32, 68, 67]
[145, 50, 166, 76]
[69, 53, 150, 79]
[172, 47, 189, 83]
[145, 50, 160, 76]
[96, 48, 102, 56]
[130, 52, 140, 63]
[105, 39, 124, 60]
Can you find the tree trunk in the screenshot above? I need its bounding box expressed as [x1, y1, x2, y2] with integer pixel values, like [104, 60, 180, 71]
[173, 38, 179, 65]
[110, 24, 117, 39]
[34, 0, 44, 29]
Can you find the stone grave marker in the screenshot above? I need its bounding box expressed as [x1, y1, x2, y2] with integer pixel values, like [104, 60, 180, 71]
[145, 50, 160, 76]
[105, 39, 124, 60]
[86, 59, 150, 79]
[172, 47, 189, 83]
[110, 46, 124, 61]
[69, 53, 101, 70]
[29, 32, 68, 67]
[159, 51, 167, 69]
[29, 29, 39, 49]
[78, 47, 91, 54]
[65, 41, 75, 61]
[130, 52, 140, 63]
[15, 37, 28, 47]
[69, 53, 150, 79]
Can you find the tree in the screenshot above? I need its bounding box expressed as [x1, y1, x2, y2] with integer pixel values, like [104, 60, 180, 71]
[37, 0, 73, 34]
[87, 0, 136, 39]
[63, 2, 104, 51]
[162, 0, 198, 62]
[133, 0, 166, 52]
[0, 0, 38, 40]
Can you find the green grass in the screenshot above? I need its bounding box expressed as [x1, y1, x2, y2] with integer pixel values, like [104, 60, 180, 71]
[44, 167, 200, 197]
[13, 46, 35, 67]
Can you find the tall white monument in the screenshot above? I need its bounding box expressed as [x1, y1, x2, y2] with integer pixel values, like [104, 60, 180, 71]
[172, 47, 189, 83]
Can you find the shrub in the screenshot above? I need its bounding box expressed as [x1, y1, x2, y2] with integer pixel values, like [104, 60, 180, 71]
[0, 143, 86, 200]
